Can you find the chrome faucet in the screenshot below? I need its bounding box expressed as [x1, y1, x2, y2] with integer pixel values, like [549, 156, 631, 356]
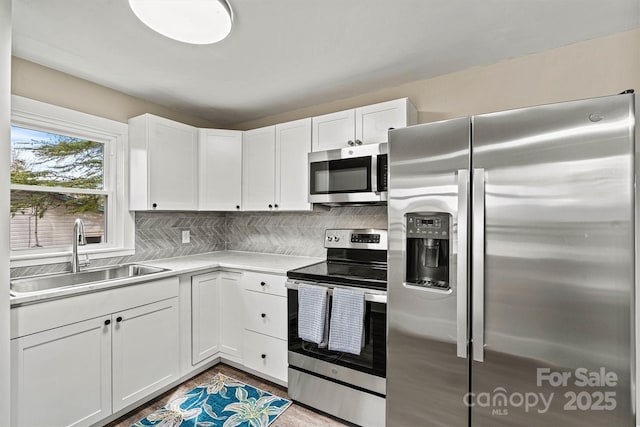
[71, 218, 90, 272]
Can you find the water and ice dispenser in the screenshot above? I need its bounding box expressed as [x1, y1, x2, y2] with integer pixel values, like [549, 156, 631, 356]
[405, 213, 451, 290]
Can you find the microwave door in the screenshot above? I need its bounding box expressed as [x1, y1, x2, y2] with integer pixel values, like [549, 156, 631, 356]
[308, 146, 387, 204]
[311, 157, 371, 192]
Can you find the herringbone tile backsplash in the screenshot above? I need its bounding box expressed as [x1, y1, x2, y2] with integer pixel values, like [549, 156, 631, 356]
[226, 205, 387, 257]
[10, 206, 387, 278]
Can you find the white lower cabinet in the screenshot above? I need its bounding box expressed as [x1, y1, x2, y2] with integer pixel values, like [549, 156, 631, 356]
[11, 316, 111, 427]
[189, 270, 289, 384]
[220, 271, 244, 361]
[10, 277, 180, 427]
[240, 272, 289, 384]
[243, 290, 287, 338]
[191, 272, 221, 365]
[112, 298, 180, 413]
[243, 330, 288, 382]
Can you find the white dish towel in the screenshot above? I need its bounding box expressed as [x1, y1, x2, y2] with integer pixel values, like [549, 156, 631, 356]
[297, 283, 328, 344]
[328, 287, 365, 355]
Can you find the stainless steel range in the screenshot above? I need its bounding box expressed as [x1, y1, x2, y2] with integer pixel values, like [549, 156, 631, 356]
[285, 229, 387, 426]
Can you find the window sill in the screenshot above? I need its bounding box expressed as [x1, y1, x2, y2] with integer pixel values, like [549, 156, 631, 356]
[10, 247, 136, 268]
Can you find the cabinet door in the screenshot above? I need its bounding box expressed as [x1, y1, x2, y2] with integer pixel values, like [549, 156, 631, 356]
[11, 316, 111, 427]
[242, 126, 276, 211]
[199, 129, 243, 211]
[192, 272, 220, 365]
[220, 271, 244, 361]
[112, 298, 180, 413]
[148, 115, 198, 210]
[311, 109, 356, 151]
[275, 118, 312, 211]
[355, 98, 414, 145]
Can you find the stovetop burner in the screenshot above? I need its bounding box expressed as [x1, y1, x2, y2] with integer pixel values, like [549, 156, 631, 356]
[287, 260, 387, 290]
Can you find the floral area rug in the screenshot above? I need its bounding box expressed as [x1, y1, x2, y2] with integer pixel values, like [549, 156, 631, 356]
[132, 373, 292, 427]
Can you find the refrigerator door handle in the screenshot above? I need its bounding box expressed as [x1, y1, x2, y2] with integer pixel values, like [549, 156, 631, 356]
[456, 169, 469, 358]
[472, 168, 486, 362]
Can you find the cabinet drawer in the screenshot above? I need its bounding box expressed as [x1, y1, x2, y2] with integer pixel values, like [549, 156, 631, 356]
[243, 291, 287, 339]
[243, 330, 287, 382]
[241, 271, 287, 297]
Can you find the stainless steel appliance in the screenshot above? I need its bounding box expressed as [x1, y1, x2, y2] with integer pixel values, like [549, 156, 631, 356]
[387, 93, 635, 426]
[286, 229, 388, 426]
[308, 143, 387, 204]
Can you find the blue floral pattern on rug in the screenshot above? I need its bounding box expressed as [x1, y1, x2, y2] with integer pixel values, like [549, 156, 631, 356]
[132, 373, 292, 427]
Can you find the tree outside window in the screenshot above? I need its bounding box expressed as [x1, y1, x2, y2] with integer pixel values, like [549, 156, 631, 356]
[10, 126, 107, 249]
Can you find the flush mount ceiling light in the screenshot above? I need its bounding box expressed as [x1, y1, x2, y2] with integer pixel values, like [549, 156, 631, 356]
[128, 0, 233, 45]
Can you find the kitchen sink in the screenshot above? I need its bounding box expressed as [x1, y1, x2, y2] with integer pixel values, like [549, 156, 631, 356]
[10, 264, 169, 295]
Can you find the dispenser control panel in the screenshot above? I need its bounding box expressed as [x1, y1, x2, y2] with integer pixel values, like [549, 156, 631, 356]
[404, 212, 451, 291]
[406, 213, 450, 238]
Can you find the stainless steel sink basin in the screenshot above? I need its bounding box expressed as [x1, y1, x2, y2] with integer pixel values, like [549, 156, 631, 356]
[10, 264, 169, 295]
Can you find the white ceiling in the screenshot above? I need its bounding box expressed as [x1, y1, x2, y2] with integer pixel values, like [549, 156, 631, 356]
[12, 0, 640, 127]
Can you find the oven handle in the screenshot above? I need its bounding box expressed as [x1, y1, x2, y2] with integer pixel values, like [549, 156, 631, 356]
[285, 280, 387, 304]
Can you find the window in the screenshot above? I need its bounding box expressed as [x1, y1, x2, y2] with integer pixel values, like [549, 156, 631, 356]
[10, 96, 134, 266]
[11, 127, 107, 248]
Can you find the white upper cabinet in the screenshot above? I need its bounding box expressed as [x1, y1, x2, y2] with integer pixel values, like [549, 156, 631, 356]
[243, 119, 312, 212]
[129, 114, 198, 210]
[243, 126, 277, 211]
[356, 98, 418, 144]
[199, 129, 243, 211]
[275, 118, 312, 211]
[312, 98, 417, 151]
[311, 109, 356, 152]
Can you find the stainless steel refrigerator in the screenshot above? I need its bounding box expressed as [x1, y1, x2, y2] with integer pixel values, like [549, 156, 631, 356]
[387, 93, 635, 426]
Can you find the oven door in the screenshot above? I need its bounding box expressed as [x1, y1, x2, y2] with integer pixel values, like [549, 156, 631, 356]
[308, 144, 387, 204]
[286, 283, 387, 395]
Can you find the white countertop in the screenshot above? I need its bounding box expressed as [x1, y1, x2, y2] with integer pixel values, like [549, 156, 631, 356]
[10, 250, 322, 307]
[141, 250, 322, 275]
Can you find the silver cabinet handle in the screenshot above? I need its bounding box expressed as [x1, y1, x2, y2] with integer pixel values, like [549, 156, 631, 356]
[472, 168, 486, 362]
[456, 169, 469, 358]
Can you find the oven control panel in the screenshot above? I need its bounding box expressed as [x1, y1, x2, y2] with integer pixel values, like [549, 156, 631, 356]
[325, 229, 387, 250]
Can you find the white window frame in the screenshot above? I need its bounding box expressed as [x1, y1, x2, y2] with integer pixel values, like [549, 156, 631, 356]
[9, 95, 135, 267]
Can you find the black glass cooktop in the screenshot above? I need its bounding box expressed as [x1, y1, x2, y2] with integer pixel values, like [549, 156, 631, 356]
[287, 260, 387, 290]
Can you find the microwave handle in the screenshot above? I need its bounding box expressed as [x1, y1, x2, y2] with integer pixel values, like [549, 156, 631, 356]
[371, 154, 378, 193]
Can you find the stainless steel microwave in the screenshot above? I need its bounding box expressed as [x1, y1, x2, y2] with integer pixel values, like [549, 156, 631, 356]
[308, 143, 387, 204]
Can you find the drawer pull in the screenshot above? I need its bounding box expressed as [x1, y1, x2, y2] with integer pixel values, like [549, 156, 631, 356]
[261, 353, 266, 359]
[261, 313, 266, 318]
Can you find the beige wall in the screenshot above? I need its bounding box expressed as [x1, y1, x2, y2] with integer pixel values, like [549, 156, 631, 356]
[12, 30, 639, 130]
[233, 29, 640, 130]
[11, 57, 218, 127]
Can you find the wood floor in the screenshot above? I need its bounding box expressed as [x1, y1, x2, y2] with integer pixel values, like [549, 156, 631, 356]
[106, 363, 352, 427]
